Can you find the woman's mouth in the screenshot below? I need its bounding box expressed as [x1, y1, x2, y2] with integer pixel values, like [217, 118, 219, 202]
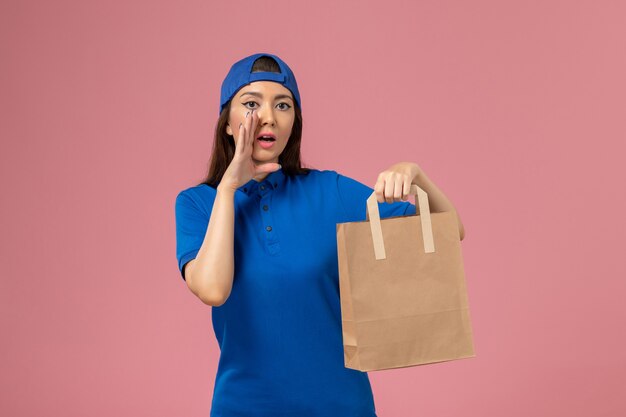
[256, 136, 276, 149]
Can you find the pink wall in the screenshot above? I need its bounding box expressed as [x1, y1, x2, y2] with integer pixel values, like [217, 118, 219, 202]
[2, 0, 624, 416]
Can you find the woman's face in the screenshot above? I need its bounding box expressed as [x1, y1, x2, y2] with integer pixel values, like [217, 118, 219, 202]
[226, 81, 296, 165]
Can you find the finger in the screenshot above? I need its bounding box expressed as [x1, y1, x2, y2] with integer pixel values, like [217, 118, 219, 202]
[242, 111, 251, 155]
[237, 121, 246, 155]
[249, 109, 258, 148]
[245, 109, 253, 147]
[374, 176, 385, 203]
[384, 174, 395, 204]
[393, 175, 405, 202]
[402, 176, 411, 201]
[256, 162, 281, 174]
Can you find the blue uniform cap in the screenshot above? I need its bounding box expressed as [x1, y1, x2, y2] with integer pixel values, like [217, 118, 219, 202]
[219, 52, 302, 115]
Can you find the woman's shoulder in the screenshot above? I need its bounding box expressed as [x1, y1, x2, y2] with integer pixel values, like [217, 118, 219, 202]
[298, 167, 341, 180]
[305, 168, 358, 188]
[289, 168, 343, 189]
[175, 183, 217, 216]
[177, 183, 216, 199]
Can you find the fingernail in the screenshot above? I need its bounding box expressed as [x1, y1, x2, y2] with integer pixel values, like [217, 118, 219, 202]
[246, 111, 249, 118]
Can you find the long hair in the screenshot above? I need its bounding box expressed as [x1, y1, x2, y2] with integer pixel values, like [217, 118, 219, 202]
[199, 56, 312, 188]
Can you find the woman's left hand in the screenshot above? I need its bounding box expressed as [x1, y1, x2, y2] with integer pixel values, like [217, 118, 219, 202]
[374, 162, 423, 204]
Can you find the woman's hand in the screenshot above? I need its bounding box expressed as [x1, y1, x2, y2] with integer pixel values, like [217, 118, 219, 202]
[375, 161, 466, 240]
[374, 162, 423, 204]
[219, 109, 282, 192]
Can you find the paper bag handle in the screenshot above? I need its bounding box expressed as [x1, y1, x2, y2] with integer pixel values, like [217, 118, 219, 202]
[365, 184, 435, 260]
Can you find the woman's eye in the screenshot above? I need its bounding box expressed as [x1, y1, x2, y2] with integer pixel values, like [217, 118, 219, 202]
[243, 101, 291, 110]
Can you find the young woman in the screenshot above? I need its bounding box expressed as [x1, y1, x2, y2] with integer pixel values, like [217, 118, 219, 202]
[175, 52, 465, 416]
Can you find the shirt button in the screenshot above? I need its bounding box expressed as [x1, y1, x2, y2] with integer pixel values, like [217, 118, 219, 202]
[263, 205, 269, 211]
[266, 226, 272, 232]
[260, 185, 265, 190]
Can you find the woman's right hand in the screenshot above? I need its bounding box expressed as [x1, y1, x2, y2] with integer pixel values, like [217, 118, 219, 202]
[219, 109, 282, 192]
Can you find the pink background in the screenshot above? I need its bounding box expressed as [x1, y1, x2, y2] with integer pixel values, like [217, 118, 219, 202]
[2, 0, 625, 416]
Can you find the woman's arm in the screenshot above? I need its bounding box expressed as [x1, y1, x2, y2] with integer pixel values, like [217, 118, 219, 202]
[375, 162, 466, 241]
[185, 185, 237, 306]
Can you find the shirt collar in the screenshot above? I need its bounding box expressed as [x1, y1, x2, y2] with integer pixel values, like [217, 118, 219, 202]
[237, 167, 286, 196]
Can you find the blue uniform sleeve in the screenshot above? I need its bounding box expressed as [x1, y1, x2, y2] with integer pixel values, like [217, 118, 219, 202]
[334, 171, 417, 222]
[175, 189, 209, 281]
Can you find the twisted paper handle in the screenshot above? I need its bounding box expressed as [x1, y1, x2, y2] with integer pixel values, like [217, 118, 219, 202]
[365, 184, 435, 260]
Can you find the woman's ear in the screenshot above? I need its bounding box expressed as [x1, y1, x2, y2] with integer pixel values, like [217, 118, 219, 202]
[225, 123, 232, 136]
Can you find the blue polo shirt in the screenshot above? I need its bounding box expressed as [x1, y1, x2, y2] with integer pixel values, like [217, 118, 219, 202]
[175, 168, 415, 417]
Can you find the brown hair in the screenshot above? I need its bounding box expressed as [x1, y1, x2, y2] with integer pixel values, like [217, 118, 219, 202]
[199, 56, 313, 188]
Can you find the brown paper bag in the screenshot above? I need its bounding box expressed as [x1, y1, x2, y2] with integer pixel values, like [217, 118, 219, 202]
[336, 184, 476, 372]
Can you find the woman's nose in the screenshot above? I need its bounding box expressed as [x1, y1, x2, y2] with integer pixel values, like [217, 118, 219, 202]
[256, 104, 275, 125]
